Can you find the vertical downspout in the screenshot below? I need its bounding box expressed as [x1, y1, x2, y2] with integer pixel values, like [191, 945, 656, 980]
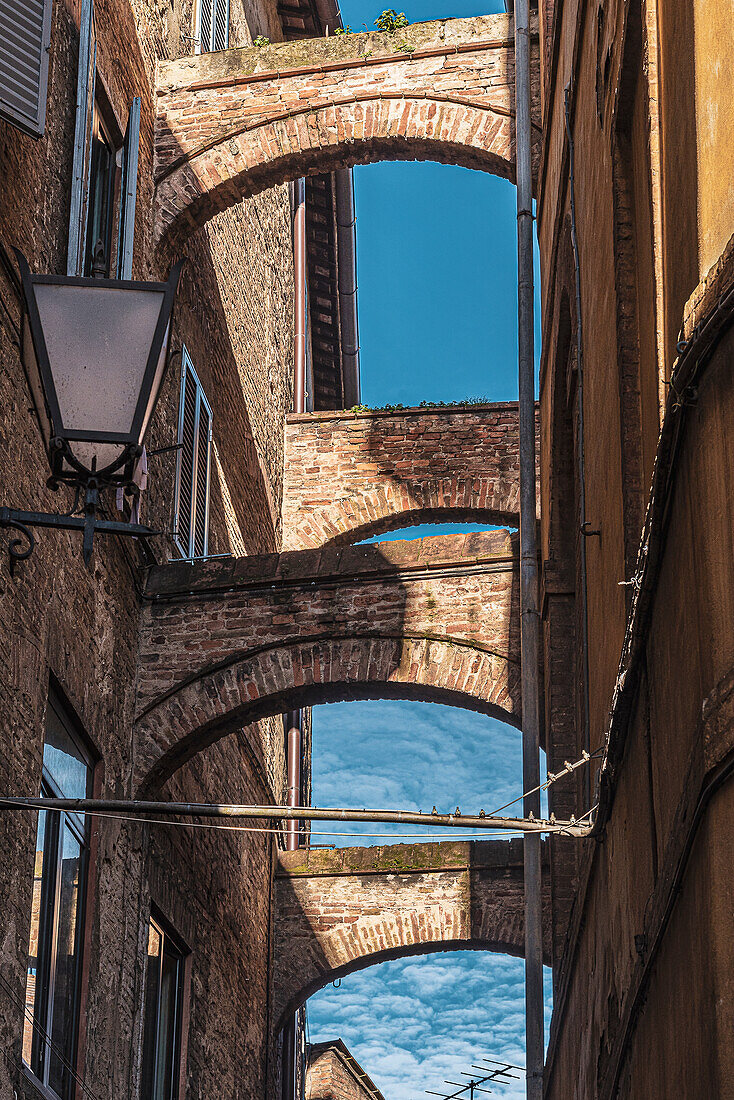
[564, 85, 592, 807]
[286, 710, 302, 851]
[514, 3, 544, 1099]
[293, 178, 307, 415]
[333, 168, 361, 407]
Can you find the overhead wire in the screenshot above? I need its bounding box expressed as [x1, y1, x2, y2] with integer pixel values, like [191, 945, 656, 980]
[0, 969, 104, 1100]
[0, 749, 600, 841]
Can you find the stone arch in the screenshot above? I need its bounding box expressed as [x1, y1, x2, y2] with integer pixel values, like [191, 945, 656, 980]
[272, 837, 551, 1030]
[156, 99, 519, 249]
[284, 480, 519, 550]
[154, 15, 540, 250]
[276, 942, 519, 1031]
[133, 634, 520, 796]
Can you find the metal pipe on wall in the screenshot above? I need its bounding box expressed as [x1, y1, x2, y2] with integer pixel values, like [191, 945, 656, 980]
[333, 168, 361, 408]
[286, 710, 302, 851]
[293, 178, 307, 415]
[513, 1, 544, 1097]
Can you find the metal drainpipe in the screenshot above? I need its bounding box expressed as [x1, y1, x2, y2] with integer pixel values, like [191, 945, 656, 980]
[333, 168, 361, 407]
[293, 178, 307, 415]
[286, 710, 302, 851]
[514, 1, 544, 1098]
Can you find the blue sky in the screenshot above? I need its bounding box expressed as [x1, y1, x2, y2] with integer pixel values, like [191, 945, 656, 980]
[305, 0, 545, 1093]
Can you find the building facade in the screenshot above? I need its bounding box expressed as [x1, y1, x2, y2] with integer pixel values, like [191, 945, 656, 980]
[0, 0, 357, 1097]
[0, 0, 732, 1096]
[538, 0, 734, 1096]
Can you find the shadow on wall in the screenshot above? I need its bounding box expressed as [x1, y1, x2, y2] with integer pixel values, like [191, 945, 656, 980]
[282, 404, 535, 551]
[271, 836, 551, 1030]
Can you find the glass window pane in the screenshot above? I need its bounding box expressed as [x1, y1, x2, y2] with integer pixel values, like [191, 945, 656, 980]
[23, 809, 50, 1070]
[154, 947, 181, 1100]
[142, 922, 163, 1097]
[47, 825, 83, 1096]
[84, 109, 116, 277]
[43, 698, 88, 800]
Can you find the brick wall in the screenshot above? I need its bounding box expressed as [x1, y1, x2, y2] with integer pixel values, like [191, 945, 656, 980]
[134, 530, 521, 792]
[283, 404, 539, 549]
[154, 15, 542, 247]
[0, 0, 296, 1097]
[273, 839, 551, 1027]
[307, 1041, 386, 1100]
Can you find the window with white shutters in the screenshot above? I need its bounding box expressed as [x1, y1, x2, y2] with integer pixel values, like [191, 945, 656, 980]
[174, 349, 212, 560]
[0, 0, 53, 138]
[195, 0, 229, 53]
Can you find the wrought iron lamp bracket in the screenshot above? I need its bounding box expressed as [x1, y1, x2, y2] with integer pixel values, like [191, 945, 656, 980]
[0, 477, 159, 574]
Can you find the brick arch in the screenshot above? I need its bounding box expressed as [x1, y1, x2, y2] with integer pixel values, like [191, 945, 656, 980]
[133, 634, 520, 796]
[157, 99, 518, 249]
[282, 406, 537, 551]
[272, 839, 551, 1030]
[287, 480, 518, 550]
[154, 15, 540, 249]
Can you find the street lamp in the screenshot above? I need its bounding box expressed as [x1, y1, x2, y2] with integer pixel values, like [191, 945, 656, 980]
[0, 252, 183, 570]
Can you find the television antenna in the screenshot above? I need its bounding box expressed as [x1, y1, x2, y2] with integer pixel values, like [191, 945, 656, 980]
[425, 1058, 524, 1100]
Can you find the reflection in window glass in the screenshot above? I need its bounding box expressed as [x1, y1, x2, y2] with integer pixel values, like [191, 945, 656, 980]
[22, 692, 91, 1099]
[142, 916, 186, 1100]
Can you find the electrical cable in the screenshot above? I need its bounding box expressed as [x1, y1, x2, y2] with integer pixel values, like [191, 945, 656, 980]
[0, 969, 104, 1100]
[485, 746, 604, 818]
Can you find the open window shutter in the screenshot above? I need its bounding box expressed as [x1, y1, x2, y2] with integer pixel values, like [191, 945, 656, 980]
[175, 352, 212, 558]
[197, 0, 212, 54]
[116, 97, 140, 279]
[0, 0, 53, 138]
[213, 0, 229, 50]
[175, 358, 197, 556]
[67, 0, 96, 276]
[192, 397, 211, 557]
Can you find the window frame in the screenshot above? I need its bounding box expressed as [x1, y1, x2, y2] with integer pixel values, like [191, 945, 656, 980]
[173, 348, 212, 560]
[141, 912, 188, 1100]
[194, 0, 230, 54]
[83, 99, 120, 277]
[23, 692, 93, 1100]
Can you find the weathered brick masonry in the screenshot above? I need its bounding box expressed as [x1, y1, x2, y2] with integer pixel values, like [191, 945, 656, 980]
[153, 14, 541, 248]
[283, 403, 539, 549]
[273, 839, 551, 1027]
[134, 530, 520, 791]
[307, 1040, 385, 1100]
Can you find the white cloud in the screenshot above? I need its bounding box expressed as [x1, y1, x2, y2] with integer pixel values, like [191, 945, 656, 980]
[307, 701, 553, 1098]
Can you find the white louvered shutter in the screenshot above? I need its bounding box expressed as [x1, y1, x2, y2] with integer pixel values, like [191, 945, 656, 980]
[116, 97, 141, 279]
[213, 0, 228, 51]
[175, 350, 212, 559]
[0, 0, 53, 138]
[196, 0, 228, 52]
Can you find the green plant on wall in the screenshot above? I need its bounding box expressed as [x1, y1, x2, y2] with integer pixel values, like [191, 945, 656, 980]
[374, 9, 409, 31]
[253, 34, 270, 46]
[334, 25, 354, 34]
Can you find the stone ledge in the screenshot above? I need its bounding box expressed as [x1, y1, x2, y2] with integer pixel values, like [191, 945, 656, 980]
[146, 529, 518, 596]
[277, 837, 542, 876]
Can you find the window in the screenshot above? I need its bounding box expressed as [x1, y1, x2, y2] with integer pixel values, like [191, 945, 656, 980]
[0, 0, 53, 137]
[84, 104, 118, 277]
[195, 0, 229, 53]
[67, 0, 140, 278]
[141, 916, 187, 1100]
[174, 349, 212, 559]
[23, 691, 93, 1099]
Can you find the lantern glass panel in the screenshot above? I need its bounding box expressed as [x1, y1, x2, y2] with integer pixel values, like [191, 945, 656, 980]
[33, 282, 166, 469]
